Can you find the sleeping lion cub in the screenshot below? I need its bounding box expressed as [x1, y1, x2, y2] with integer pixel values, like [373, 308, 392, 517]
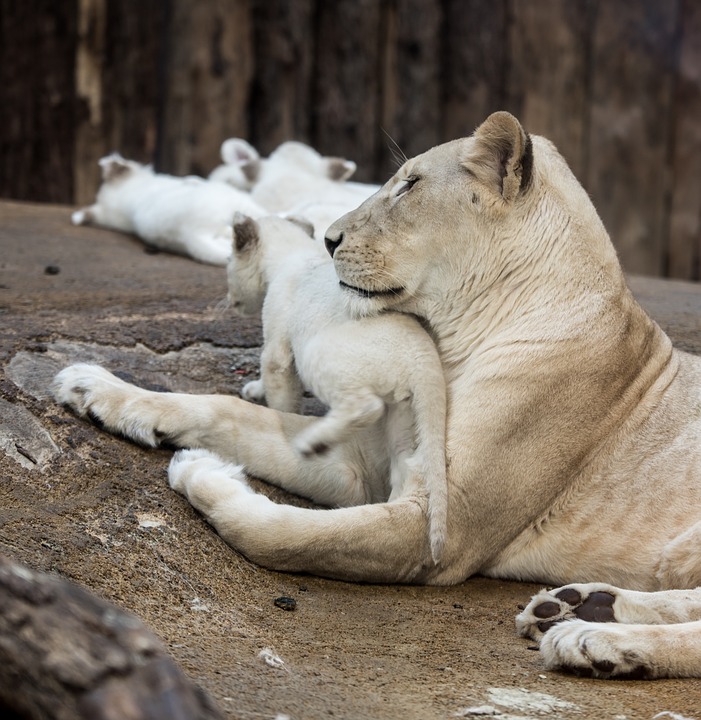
[53, 112, 701, 678]
[227, 213, 448, 562]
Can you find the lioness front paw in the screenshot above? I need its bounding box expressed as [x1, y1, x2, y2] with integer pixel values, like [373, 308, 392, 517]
[516, 583, 620, 640]
[53, 363, 124, 417]
[539, 620, 652, 679]
[52, 363, 160, 446]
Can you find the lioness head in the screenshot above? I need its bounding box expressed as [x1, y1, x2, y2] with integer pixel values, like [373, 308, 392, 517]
[325, 111, 613, 321]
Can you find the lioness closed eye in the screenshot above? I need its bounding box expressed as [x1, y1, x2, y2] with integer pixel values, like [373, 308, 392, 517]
[53, 111, 701, 679]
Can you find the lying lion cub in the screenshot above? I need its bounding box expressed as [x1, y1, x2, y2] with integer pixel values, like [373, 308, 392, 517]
[72, 153, 266, 265]
[227, 213, 448, 562]
[53, 112, 701, 678]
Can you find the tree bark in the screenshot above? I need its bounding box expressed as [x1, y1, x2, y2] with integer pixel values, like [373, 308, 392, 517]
[0, 554, 224, 720]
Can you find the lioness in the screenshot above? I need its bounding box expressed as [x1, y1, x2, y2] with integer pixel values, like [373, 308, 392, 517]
[53, 112, 701, 678]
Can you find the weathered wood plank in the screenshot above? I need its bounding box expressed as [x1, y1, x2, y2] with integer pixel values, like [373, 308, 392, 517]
[441, 0, 508, 143]
[380, 0, 443, 172]
[249, 0, 316, 155]
[313, 0, 384, 182]
[159, 0, 254, 178]
[0, 0, 78, 203]
[586, 0, 679, 276]
[507, 0, 592, 179]
[668, 0, 701, 280]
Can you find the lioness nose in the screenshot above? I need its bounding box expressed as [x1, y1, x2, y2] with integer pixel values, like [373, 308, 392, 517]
[324, 231, 344, 258]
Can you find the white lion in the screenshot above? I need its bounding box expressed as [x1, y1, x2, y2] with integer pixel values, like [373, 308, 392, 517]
[54, 112, 701, 678]
[72, 153, 266, 265]
[227, 213, 448, 561]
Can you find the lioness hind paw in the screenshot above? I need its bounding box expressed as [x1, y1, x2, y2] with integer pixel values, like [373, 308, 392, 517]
[516, 583, 619, 640]
[539, 620, 652, 679]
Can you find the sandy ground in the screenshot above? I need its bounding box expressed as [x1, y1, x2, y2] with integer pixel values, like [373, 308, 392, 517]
[1, 199, 700, 719]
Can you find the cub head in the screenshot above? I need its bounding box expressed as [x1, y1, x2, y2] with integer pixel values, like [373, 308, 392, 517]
[98, 153, 149, 183]
[209, 138, 262, 190]
[228, 213, 315, 316]
[267, 141, 357, 182]
[325, 111, 542, 318]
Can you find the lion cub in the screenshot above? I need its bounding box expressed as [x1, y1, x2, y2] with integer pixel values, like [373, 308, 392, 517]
[72, 153, 266, 265]
[228, 213, 448, 562]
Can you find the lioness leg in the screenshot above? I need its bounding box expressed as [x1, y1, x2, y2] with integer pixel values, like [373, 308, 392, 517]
[538, 618, 701, 679]
[52, 364, 378, 507]
[517, 583, 701, 640]
[168, 448, 432, 583]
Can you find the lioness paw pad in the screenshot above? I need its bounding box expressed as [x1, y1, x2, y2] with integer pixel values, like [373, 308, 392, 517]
[516, 583, 619, 640]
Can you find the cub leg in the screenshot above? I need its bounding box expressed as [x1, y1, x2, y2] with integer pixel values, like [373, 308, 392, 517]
[186, 233, 231, 266]
[52, 363, 376, 507]
[293, 392, 385, 457]
[258, 341, 304, 414]
[168, 448, 432, 583]
[656, 521, 701, 588]
[71, 204, 99, 225]
[517, 583, 701, 640]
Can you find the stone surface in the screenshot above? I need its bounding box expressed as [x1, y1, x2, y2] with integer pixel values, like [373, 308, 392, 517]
[1, 200, 700, 719]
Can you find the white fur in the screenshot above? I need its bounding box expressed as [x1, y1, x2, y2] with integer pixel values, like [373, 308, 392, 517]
[247, 142, 380, 239]
[207, 138, 261, 191]
[73, 153, 267, 265]
[228, 214, 448, 562]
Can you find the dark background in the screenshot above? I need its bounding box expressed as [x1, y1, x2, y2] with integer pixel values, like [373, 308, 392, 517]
[1, 0, 700, 279]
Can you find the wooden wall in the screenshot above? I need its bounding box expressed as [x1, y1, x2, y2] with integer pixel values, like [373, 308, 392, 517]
[1, 0, 700, 279]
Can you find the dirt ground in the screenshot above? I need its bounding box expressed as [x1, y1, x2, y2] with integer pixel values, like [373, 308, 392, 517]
[1, 199, 700, 720]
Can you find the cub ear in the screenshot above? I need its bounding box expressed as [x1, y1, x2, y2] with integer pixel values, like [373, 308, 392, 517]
[464, 111, 533, 201]
[98, 153, 134, 182]
[220, 138, 259, 165]
[284, 214, 315, 238]
[240, 158, 262, 183]
[326, 157, 357, 182]
[232, 213, 260, 253]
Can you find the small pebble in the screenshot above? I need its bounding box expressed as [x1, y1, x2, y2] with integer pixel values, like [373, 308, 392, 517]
[274, 596, 296, 611]
[44, 265, 60, 275]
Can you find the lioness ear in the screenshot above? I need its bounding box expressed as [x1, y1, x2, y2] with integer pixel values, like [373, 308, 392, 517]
[232, 213, 259, 253]
[465, 111, 533, 201]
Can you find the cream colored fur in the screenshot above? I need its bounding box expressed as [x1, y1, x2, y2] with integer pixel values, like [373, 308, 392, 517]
[228, 214, 448, 561]
[54, 112, 701, 678]
[73, 153, 266, 265]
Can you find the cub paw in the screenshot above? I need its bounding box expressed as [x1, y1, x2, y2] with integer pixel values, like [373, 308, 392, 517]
[241, 379, 266, 404]
[71, 207, 94, 225]
[292, 431, 330, 458]
[516, 583, 619, 640]
[539, 620, 650, 679]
